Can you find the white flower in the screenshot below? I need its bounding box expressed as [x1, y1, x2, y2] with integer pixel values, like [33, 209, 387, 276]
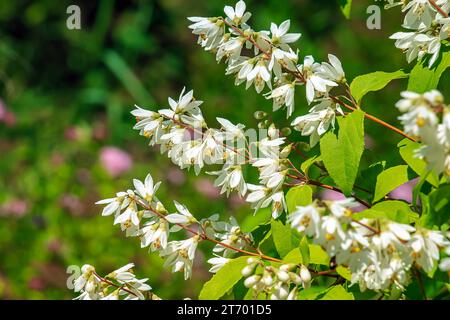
[133, 173, 161, 203]
[298, 55, 338, 104]
[159, 87, 203, 119]
[246, 60, 272, 93]
[161, 236, 199, 280]
[402, 0, 436, 29]
[291, 98, 342, 147]
[216, 117, 246, 140]
[73, 264, 95, 292]
[95, 191, 131, 217]
[140, 218, 169, 251]
[207, 255, 230, 273]
[210, 164, 247, 197]
[270, 20, 301, 50]
[265, 82, 296, 118]
[108, 263, 136, 283]
[166, 201, 198, 226]
[224, 0, 251, 25]
[288, 204, 321, 237]
[410, 229, 448, 272]
[319, 54, 346, 83]
[188, 17, 224, 51]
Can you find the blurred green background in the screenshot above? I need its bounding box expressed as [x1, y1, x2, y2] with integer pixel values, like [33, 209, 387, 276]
[0, 0, 448, 299]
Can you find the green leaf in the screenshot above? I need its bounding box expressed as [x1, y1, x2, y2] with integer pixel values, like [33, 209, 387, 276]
[419, 184, 450, 228]
[241, 207, 272, 232]
[373, 165, 409, 202]
[298, 287, 325, 300]
[271, 220, 299, 258]
[338, 0, 352, 19]
[320, 110, 365, 195]
[320, 285, 354, 300]
[372, 200, 419, 224]
[407, 44, 450, 93]
[286, 185, 313, 213]
[299, 236, 310, 266]
[309, 244, 330, 266]
[199, 256, 250, 300]
[398, 138, 439, 187]
[350, 70, 408, 104]
[336, 266, 352, 281]
[301, 155, 321, 178]
[283, 248, 303, 264]
[353, 201, 418, 224]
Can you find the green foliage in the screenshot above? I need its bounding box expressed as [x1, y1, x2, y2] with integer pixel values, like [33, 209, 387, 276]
[336, 266, 352, 281]
[286, 185, 313, 213]
[398, 139, 440, 187]
[199, 256, 250, 300]
[338, 0, 352, 19]
[354, 200, 418, 224]
[271, 220, 300, 258]
[407, 44, 450, 93]
[309, 244, 330, 266]
[350, 70, 408, 104]
[419, 184, 450, 228]
[320, 110, 365, 195]
[374, 165, 410, 202]
[320, 285, 354, 300]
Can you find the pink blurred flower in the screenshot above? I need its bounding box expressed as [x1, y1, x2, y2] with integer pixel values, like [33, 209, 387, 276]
[389, 178, 419, 203]
[321, 189, 367, 212]
[64, 126, 79, 141]
[99, 146, 133, 177]
[0, 199, 28, 217]
[166, 167, 186, 186]
[0, 99, 16, 127]
[28, 277, 45, 291]
[195, 178, 221, 199]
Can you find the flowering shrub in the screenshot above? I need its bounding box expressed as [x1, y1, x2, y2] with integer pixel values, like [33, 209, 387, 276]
[72, 1, 450, 300]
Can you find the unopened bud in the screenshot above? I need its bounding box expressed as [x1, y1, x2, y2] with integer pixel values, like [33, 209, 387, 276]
[254, 111, 267, 120]
[244, 275, 261, 288]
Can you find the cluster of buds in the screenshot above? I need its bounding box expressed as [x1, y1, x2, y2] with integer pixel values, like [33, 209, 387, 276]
[242, 258, 311, 300]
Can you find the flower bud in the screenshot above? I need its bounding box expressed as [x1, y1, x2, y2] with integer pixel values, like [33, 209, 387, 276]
[244, 275, 261, 288]
[300, 265, 311, 289]
[242, 265, 255, 277]
[253, 111, 267, 120]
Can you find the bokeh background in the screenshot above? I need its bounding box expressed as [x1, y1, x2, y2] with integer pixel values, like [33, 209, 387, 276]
[0, 0, 448, 299]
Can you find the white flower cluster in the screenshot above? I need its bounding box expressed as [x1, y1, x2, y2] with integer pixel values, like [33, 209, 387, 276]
[387, 0, 450, 67]
[396, 89, 449, 178]
[133, 88, 298, 218]
[73, 263, 156, 300]
[188, 0, 347, 121]
[241, 257, 311, 300]
[288, 199, 450, 292]
[96, 173, 253, 280]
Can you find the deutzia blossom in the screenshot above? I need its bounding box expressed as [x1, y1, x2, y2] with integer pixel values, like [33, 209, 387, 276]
[298, 56, 338, 104]
[166, 201, 198, 226]
[207, 255, 230, 273]
[270, 20, 301, 50]
[72, 263, 153, 300]
[161, 236, 200, 280]
[291, 98, 343, 147]
[265, 81, 296, 118]
[224, 0, 251, 26]
[288, 203, 322, 237]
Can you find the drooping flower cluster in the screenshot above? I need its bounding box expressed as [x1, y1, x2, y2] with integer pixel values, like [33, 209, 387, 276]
[188, 0, 347, 122]
[72, 263, 156, 300]
[241, 257, 311, 300]
[288, 199, 450, 291]
[387, 0, 450, 67]
[396, 89, 449, 178]
[96, 173, 253, 280]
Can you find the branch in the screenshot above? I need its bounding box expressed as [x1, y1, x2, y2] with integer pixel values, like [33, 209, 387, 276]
[429, 0, 449, 17]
